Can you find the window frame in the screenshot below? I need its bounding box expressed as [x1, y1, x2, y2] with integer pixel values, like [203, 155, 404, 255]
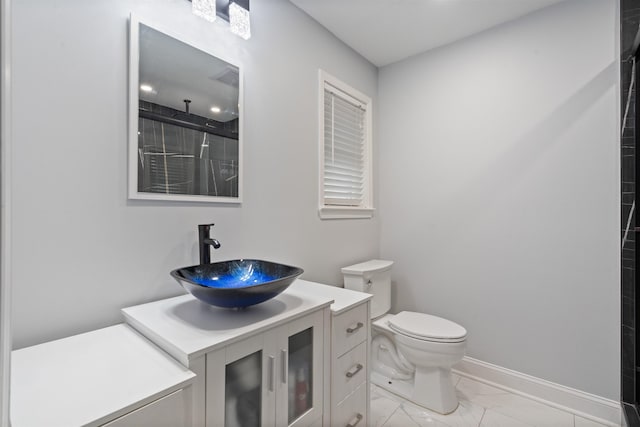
[318, 70, 374, 220]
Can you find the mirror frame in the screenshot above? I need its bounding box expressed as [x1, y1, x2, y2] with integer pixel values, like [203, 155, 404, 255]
[128, 14, 243, 203]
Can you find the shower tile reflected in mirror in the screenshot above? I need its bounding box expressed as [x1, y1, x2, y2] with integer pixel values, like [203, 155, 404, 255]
[138, 103, 238, 197]
[128, 16, 242, 202]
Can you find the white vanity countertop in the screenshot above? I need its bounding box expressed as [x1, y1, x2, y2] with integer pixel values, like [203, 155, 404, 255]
[122, 279, 335, 366]
[294, 280, 371, 315]
[10, 324, 195, 427]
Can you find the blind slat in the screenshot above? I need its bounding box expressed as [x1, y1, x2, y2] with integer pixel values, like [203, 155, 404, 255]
[326, 163, 364, 173]
[326, 163, 363, 174]
[324, 147, 363, 160]
[325, 126, 364, 143]
[325, 178, 364, 186]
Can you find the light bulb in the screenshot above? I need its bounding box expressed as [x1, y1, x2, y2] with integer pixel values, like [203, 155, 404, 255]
[229, 2, 251, 40]
[192, 0, 216, 23]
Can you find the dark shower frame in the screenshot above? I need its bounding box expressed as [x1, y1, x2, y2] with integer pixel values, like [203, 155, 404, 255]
[624, 21, 640, 427]
[636, 22, 640, 400]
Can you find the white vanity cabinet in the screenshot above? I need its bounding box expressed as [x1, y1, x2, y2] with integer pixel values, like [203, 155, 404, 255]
[331, 304, 369, 427]
[10, 281, 367, 427]
[293, 281, 372, 427]
[206, 309, 325, 427]
[102, 388, 192, 427]
[122, 282, 334, 427]
[10, 324, 196, 427]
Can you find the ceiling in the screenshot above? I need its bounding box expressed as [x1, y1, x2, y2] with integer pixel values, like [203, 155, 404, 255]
[289, 0, 567, 67]
[139, 23, 239, 122]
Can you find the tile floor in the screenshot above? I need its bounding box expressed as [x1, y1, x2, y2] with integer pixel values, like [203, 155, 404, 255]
[370, 375, 613, 427]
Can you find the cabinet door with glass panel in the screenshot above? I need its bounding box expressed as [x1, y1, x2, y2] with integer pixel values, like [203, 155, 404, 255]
[205, 310, 325, 427]
[276, 310, 324, 427]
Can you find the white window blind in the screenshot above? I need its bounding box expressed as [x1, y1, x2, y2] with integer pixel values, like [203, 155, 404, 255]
[323, 84, 367, 207]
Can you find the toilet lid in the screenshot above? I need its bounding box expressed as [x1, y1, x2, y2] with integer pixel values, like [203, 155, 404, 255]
[388, 311, 467, 342]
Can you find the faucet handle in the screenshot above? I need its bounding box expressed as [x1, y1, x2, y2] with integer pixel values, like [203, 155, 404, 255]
[198, 223, 215, 233]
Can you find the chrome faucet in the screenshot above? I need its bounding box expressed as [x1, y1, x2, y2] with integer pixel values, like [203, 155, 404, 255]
[198, 223, 221, 264]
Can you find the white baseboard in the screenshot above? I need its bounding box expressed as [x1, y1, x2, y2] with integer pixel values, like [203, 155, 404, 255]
[452, 357, 622, 427]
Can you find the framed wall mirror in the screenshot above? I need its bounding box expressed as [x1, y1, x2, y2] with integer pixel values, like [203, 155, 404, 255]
[128, 15, 242, 202]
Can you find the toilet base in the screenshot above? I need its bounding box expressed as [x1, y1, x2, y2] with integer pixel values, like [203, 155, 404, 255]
[413, 366, 458, 414]
[371, 369, 459, 415]
[371, 371, 414, 404]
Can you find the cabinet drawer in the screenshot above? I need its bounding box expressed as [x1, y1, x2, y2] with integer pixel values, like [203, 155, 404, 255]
[102, 388, 191, 427]
[332, 383, 367, 427]
[333, 303, 368, 356]
[332, 341, 367, 405]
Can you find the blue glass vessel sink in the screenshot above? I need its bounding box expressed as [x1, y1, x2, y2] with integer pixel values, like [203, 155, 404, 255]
[170, 259, 304, 308]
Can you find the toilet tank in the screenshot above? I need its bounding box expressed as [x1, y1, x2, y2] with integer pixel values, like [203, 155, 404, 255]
[341, 259, 393, 319]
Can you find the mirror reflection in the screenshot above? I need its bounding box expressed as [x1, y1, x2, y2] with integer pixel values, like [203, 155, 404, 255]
[132, 22, 241, 201]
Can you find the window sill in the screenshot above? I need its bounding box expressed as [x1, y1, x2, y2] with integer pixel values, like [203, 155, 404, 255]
[318, 206, 375, 220]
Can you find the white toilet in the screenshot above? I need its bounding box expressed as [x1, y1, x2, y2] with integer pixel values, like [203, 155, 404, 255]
[342, 260, 467, 415]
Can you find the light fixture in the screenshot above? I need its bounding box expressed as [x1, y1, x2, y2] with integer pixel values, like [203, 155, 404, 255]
[189, 0, 250, 40]
[192, 0, 216, 22]
[140, 84, 154, 92]
[210, 106, 221, 113]
[229, 0, 251, 40]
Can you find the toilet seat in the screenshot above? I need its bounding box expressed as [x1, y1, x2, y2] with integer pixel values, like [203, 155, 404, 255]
[389, 311, 467, 343]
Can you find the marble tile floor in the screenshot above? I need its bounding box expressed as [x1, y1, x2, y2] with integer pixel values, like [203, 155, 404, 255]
[371, 375, 613, 427]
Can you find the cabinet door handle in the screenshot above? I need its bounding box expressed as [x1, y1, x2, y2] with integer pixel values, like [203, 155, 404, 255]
[345, 363, 363, 378]
[346, 322, 364, 334]
[281, 349, 288, 384]
[268, 355, 275, 392]
[346, 413, 363, 427]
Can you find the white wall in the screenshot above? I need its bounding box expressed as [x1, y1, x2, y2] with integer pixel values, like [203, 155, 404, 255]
[1, 0, 11, 423]
[10, 0, 379, 349]
[378, 0, 619, 400]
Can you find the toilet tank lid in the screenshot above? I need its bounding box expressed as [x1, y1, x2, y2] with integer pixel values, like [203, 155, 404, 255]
[341, 259, 394, 275]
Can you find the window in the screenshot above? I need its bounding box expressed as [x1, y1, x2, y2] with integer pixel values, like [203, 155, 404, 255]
[319, 70, 373, 219]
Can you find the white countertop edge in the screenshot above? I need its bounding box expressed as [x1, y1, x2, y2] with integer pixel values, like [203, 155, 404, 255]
[121, 283, 335, 367]
[124, 299, 335, 366]
[85, 376, 195, 427]
[294, 280, 372, 315]
[184, 298, 334, 363]
[330, 297, 371, 315]
[123, 313, 193, 367]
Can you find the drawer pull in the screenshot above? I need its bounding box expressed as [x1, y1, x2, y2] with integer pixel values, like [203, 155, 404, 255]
[345, 363, 363, 378]
[281, 349, 288, 384]
[346, 413, 363, 427]
[268, 355, 275, 391]
[346, 322, 364, 334]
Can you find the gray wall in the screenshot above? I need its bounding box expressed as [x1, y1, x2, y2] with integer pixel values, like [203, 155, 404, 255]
[11, 0, 379, 349]
[1, 0, 11, 424]
[378, 0, 620, 400]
